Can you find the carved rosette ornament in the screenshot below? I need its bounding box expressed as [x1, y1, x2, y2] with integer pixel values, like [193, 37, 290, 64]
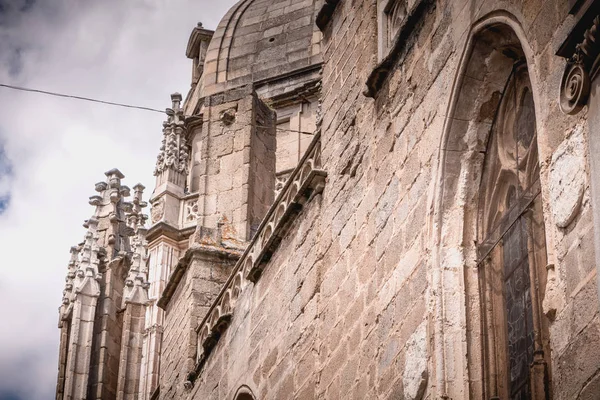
[560, 16, 600, 115]
[154, 93, 191, 176]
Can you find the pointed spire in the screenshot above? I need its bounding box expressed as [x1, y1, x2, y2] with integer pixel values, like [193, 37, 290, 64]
[154, 93, 190, 176]
[123, 184, 150, 306]
[59, 245, 82, 321]
[72, 217, 102, 298]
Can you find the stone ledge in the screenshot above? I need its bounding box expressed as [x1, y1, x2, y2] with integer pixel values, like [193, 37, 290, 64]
[157, 244, 243, 310]
[146, 222, 195, 244]
[190, 130, 326, 380]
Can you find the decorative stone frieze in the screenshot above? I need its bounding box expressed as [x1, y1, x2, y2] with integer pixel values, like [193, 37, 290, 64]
[154, 93, 190, 176]
[193, 131, 326, 375]
[151, 197, 165, 224]
[558, 14, 600, 114]
[274, 172, 292, 197]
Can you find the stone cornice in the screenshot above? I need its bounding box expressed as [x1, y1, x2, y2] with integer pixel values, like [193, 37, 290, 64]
[157, 244, 243, 310]
[265, 78, 321, 109]
[558, 2, 600, 115]
[146, 221, 195, 244]
[253, 63, 323, 92]
[364, 0, 435, 98]
[188, 130, 326, 385]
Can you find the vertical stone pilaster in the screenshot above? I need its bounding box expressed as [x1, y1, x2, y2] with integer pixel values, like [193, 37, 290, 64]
[197, 87, 276, 241]
[63, 217, 102, 400]
[557, 8, 600, 309]
[117, 184, 150, 400]
[151, 93, 190, 228]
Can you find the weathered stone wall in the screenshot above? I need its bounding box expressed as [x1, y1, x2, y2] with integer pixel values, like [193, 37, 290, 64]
[159, 250, 238, 400]
[159, 1, 600, 399]
[193, 87, 275, 241]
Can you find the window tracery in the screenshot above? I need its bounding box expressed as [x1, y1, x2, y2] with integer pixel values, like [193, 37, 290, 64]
[477, 64, 552, 399]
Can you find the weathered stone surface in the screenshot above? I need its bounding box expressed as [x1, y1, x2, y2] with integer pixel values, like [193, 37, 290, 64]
[549, 124, 587, 228]
[59, 1, 600, 400]
[403, 321, 428, 400]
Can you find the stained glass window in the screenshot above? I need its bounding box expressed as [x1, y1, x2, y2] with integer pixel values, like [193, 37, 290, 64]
[477, 63, 551, 399]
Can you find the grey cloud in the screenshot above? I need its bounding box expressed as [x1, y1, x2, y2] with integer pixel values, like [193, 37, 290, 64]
[0, 1, 236, 399]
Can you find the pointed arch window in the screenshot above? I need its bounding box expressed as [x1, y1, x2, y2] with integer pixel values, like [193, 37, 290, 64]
[477, 63, 552, 399]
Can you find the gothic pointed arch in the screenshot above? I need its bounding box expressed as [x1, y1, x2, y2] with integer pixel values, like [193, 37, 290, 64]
[431, 11, 552, 400]
[476, 62, 551, 400]
[233, 385, 256, 400]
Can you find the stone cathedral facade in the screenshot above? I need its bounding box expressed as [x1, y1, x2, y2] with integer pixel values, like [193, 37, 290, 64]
[56, 0, 600, 399]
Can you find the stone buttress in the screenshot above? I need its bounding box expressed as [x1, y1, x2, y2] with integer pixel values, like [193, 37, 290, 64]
[145, 84, 277, 398]
[56, 169, 149, 400]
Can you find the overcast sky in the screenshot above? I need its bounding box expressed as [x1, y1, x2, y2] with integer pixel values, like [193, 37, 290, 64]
[0, 0, 236, 398]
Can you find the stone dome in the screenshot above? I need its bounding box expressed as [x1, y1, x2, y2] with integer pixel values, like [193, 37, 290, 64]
[200, 0, 322, 97]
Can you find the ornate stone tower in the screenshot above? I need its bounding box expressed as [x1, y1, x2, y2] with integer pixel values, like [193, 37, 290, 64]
[142, 2, 323, 397]
[56, 169, 149, 400]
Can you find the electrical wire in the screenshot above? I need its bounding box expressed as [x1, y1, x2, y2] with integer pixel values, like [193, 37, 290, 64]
[0, 83, 165, 114]
[0, 82, 318, 135]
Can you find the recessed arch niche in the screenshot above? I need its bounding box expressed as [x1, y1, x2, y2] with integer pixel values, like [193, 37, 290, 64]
[233, 385, 256, 400]
[431, 11, 552, 400]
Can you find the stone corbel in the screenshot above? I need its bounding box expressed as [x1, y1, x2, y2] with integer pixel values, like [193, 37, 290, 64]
[559, 13, 600, 115]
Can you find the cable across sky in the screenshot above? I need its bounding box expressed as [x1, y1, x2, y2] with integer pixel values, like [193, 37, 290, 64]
[0, 82, 316, 135]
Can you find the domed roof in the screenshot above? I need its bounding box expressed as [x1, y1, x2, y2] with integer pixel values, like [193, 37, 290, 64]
[199, 0, 322, 97]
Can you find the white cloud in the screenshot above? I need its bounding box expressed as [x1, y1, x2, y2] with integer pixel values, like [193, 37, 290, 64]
[0, 0, 236, 398]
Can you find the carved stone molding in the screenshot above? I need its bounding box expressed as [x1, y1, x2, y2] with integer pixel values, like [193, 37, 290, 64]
[558, 11, 600, 115]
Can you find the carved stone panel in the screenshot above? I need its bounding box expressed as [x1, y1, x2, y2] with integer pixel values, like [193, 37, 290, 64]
[151, 198, 165, 224]
[185, 199, 200, 222]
